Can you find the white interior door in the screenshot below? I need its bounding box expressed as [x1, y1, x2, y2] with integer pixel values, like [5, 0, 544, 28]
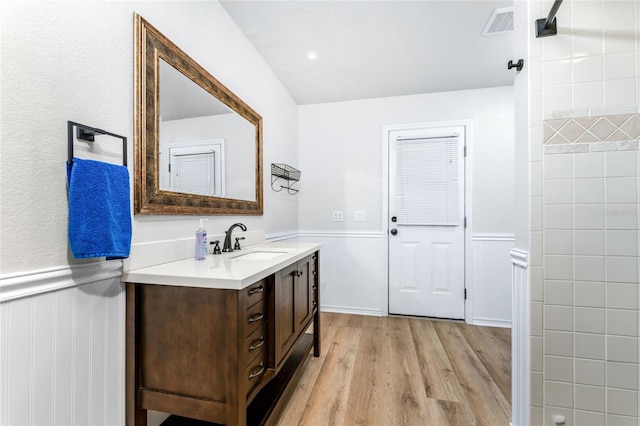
[160, 140, 225, 197]
[388, 126, 465, 319]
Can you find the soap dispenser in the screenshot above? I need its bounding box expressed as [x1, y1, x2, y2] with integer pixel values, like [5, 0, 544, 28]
[195, 219, 209, 261]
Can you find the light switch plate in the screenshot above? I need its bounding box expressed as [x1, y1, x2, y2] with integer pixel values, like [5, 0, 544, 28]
[354, 210, 366, 222]
[332, 211, 344, 222]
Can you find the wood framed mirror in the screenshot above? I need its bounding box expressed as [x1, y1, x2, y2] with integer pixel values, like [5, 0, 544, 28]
[134, 14, 263, 215]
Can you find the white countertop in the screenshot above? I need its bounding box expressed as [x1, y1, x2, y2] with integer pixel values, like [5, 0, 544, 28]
[121, 241, 321, 290]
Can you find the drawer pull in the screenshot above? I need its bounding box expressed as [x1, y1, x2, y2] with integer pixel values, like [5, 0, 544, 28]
[248, 285, 264, 295]
[249, 362, 265, 380]
[248, 311, 264, 323]
[249, 336, 265, 351]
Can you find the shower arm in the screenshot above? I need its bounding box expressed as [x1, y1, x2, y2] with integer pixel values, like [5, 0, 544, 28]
[535, 0, 563, 38]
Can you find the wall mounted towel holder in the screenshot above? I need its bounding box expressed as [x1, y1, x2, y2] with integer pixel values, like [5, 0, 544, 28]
[67, 121, 127, 166]
[271, 163, 300, 194]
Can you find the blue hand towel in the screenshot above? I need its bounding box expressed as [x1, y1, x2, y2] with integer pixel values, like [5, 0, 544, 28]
[67, 158, 132, 259]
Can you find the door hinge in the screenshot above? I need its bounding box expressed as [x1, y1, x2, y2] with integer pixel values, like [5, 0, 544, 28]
[464, 145, 467, 157]
[168, 163, 171, 173]
[464, 289, 467, 300]
[464, 217, 467, 228]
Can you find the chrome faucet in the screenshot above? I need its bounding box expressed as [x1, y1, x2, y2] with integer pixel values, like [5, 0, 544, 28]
[222, 223, 247, 252]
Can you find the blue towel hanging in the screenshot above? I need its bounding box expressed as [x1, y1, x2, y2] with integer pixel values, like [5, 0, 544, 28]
[67, 158, 132, 259]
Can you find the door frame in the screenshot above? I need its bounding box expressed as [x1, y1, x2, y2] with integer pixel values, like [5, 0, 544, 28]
[382, 120, 474, 322]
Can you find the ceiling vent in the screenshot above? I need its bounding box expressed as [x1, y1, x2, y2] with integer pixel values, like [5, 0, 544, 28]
[482, 7, 514, 36]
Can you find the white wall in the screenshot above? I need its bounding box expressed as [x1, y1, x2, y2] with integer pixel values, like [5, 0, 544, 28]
[0, 0, 299, 277]
[298, 87, 515, 320]
[298, 86, 515, 233]
[0, 2, 298, 425]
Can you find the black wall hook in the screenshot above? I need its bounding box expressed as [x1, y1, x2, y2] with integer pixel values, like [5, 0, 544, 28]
[508, 59, 524, 72]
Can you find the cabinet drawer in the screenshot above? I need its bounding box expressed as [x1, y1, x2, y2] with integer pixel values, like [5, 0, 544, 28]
[241, 279, 268, 311]
[242, 324, 267, 365]
[244, 349, 267, 396]
[243, 297, 267, 337]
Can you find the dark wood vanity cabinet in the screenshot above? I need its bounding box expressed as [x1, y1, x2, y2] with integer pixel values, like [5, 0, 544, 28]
[126, 251, 320, 426]
[274, 254, 315, 366]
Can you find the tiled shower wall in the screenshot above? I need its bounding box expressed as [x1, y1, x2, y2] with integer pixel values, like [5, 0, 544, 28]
[529, 0, 640, 424]
[540, 125, 639, 425]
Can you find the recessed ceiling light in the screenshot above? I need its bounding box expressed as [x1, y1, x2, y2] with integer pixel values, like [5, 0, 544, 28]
[305, 51, 319, 61]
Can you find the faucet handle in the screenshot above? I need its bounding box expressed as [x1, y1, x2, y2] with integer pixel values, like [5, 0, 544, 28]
[234, 237, 246, 251]
[210, 240, 221, 255]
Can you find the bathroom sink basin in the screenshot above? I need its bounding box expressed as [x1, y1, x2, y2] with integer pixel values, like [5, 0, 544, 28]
[231, 251, 288, 261]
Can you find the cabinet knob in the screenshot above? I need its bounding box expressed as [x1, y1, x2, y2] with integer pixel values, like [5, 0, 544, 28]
[292, 270, 303, 277]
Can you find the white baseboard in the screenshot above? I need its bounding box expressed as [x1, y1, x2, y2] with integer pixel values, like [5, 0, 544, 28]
[320, 305, 384, 317]
[470, 317, 512, 328]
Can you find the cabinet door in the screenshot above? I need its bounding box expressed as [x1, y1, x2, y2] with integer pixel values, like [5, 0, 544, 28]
[294, 255, 313, 334]
[274, 262, 296, 366]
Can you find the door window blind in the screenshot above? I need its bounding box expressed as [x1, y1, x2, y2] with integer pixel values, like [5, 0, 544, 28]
[171, 152, 216, 196]
[394, 136, 459, 226]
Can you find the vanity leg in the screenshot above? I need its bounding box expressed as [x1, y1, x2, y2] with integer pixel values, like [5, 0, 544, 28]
[126, 283, 147, 426]
[313, 309, 321, 357]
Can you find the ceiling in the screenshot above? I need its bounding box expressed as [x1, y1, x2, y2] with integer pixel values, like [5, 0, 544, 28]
[220, 0, 515, 105]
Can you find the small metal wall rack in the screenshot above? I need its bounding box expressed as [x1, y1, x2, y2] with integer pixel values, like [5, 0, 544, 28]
[67, 121, 127, 166]
[271, 163, 300, 194]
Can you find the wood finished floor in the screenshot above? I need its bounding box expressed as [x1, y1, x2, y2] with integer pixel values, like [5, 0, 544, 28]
[272, 312, 511, 426]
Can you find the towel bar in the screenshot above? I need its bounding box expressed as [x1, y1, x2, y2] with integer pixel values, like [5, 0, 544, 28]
[67, 121, 127, 166]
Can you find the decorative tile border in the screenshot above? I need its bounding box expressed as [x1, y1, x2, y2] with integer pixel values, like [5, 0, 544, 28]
[544, 105, 640, 120]
[543, 111, 640, 155]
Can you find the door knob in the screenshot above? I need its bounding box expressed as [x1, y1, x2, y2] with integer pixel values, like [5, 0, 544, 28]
[390, 229, 398, 236]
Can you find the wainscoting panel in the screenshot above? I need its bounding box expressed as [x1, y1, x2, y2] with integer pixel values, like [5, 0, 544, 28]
[470, 234, 515, 327]
[298, 232, 386, 316]
[510, 249, 529, 426]
[0, 264, 125, 426]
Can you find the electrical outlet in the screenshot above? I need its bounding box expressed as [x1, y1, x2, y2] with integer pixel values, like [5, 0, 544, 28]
[354, 210, 366, 222]
[332, 211, 344, 222]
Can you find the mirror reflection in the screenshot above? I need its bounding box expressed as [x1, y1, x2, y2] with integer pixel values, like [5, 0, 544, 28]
[158, 60, 256, 201]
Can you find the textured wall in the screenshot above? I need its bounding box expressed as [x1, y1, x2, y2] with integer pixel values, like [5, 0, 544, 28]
[0, 1, 299, 276]
[0, 2, 298, 425]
